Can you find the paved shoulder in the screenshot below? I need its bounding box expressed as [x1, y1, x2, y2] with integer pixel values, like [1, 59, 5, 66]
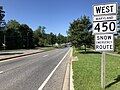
[43, 48, 71, 90]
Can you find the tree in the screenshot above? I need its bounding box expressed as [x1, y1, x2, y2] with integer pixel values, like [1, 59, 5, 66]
[33, 26, 42, 46]
[67, 16, 93, 53]
[19, 24, 34, 48]
[40, 26, 48, 46]
[41, 26, 46, 39]
[49, 32, 57, 46]
[5, 20, 34, 49]
[0, 6, 5, 21]
[5, 20, 21, 49]
[57, 33, 65, 44]
[33, 26, 47, 47]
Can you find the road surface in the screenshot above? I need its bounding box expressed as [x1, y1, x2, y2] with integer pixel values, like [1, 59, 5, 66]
[0, 47, 71, 90]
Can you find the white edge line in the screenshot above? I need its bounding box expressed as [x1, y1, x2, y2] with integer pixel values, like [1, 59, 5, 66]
[0, 71, 4, 74]
[38, 48, 71, 90]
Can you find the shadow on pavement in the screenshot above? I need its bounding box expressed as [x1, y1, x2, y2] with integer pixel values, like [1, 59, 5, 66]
[0, 52, 23, 56]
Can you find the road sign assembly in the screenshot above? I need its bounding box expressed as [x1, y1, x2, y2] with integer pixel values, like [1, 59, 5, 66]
[92, 2, 118, 89]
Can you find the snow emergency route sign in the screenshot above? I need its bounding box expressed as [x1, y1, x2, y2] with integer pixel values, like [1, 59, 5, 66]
[93, 2, 117, 34]
[95, 34, 114, 51]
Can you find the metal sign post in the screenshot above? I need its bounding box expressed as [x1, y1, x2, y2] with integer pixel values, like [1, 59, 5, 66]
[101, 51, 106, 88]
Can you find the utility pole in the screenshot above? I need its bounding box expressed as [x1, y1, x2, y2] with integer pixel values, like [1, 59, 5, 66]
[1, 21, 6, 50]
[3, 27, 6, 50]
[0, 6, 5, 50]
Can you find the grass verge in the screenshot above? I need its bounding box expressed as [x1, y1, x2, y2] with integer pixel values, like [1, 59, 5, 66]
[0, 49, 30, 52]
[73, 48, 120, 90]
[39, 47, 55, 51]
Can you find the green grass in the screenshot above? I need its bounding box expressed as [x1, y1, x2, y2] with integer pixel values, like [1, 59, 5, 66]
[73, 48, 120, 90]
[39, 47, 55, 51]
[0, 47, 55, 52]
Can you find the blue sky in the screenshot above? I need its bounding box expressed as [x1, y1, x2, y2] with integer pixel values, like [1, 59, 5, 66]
[0, 0, 120, 36]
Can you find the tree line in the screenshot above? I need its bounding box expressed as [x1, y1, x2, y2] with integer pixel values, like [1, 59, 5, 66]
[33, 26, 68, 47]
[0, 6, 68, 50]
[0, 20, 68, 49]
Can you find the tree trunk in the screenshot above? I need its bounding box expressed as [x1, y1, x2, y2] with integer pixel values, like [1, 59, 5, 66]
[84, 44, 87, 53]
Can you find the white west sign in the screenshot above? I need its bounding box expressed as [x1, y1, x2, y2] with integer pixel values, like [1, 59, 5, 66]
[93, 3, 117, 16]
[93, 2, 117, 34]
[95, 34, 114, 51]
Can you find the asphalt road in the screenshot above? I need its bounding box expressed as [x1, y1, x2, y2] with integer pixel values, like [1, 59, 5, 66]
[0, 47, 71, 90]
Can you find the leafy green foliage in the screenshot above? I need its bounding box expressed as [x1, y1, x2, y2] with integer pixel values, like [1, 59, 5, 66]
[5, 20, 34, 49]
[67, 16, 93, 52]
[57, 33, 65, 44]
[33, 26, 48, 47]
[33, 26, 67, 47]
[0, 6, 5, 21]
[19, 24, 34, 48]
[49, 32, 57, 45]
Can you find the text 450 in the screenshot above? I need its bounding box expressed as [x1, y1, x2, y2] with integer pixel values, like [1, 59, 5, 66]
[93, 21, 116, 33]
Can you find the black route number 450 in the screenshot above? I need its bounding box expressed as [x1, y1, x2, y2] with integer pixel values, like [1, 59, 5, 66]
[94, 22, 116, 32]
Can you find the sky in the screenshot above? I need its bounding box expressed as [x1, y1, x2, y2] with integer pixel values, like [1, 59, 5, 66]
[0, 0, 120, 36]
